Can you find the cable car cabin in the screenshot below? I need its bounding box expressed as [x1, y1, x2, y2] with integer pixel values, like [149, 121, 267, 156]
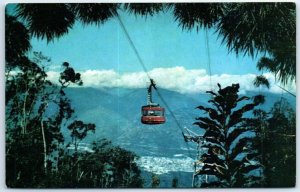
[141, 105, 165, 124]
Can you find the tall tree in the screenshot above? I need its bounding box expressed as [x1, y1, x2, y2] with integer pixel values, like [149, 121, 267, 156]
[193, 83, 264, 187]
[5, 12, 143, 188]
[5, 53, 83, 187]
[252, 99, 296, 187]
[56, 139, 143, 188]
[5, 12, 31, 65]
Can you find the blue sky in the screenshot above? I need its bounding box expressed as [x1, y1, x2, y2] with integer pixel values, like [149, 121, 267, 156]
[28, 9, 263, 75]
[8, 5, 293, 94]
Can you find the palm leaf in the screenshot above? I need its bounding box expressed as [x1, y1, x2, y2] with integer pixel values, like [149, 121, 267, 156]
[69, 3, 119, 25]
[16, 4, 75, 42]
[253, 75, 270, 89]
[257, 57, 277, 72]
[173, 3, 224, 30]
[124, 3, 164, 16]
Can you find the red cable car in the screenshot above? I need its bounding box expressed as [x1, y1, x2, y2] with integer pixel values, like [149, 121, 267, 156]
[141, 105, 165, 124]
[141, 79, 166, 125]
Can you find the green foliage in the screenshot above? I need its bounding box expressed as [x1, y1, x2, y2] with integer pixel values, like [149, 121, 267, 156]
[257, 55, 295, 85]
[69, 3, 119, 25]
[253, 75, 270, 89]
[173, 3, 224, 29]
[194, 84, 263, 187]
[252, 99, 296, 187]
[16, 4, 75, 41]
[5, 54, 71, 187]
[172, 177, 178, 188]
[5, 13, 143, 188]
[59, 62, 83, 86]
[67, 120, 95, 152]
[5, 12, 31, 64]
[124, 3, 165, 17]
[151, 174, 160, 188]
[6, 56, 144, 187]
[55, 139, 143, 188]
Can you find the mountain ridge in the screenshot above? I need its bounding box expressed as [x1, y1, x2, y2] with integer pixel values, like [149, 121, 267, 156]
[63, 87, 295, 157]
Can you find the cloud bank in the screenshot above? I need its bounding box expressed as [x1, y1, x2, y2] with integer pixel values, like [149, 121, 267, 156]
[47, 66, 296, 94]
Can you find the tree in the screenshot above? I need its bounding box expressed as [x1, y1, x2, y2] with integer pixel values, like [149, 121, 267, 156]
[11, 3, 295, 84]
[6, 12, 143, 188]
[252, 99, 295, 187]
[172, 177, 178, 188]
[193, 83, 264, 187]
[6, 50, 144, 188]
[5, 53, 83, 187]
[5, 12, 31, 65]
[151, 173, 160, 188]
[253, 75, 270, 89]
[16, 4, 76, 41]
[56, 139, 143, 188]
[67, 120, 95, 152]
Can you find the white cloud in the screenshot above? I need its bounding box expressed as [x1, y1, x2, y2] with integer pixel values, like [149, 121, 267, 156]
[46, 66, 296, 94]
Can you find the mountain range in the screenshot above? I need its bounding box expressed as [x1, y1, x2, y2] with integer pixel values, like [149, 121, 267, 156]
[62, 87, 295, 187]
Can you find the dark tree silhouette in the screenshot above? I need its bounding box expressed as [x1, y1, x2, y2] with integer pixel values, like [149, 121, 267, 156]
[124, 3, 165, 16]
[16, 4, 75, 41]
[193, 83, 264, 187]
[6, 54, 78, 187]
[5, 13, 143, 188]
[251, 99, 296, 187]
[253, 75, 270, 89]
[5, 12, 31, 65]
[69, 3, 119, 25]
[57, 139, 143, 188]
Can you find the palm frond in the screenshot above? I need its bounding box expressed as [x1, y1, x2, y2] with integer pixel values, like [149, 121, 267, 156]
[257, 56, 295, 85]
[217, 3, 295, 57]
[124, 3, 164, 17]
[173, 3, 224, 30]
[69, 3, 119, 26]
[253, 75, 270, 89]
[217, 3, 295, 84]
[16, 4, 75, 42]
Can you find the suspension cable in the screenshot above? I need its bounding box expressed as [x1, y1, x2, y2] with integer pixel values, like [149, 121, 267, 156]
[276, 84, 296, 97]
[205, 28, 213, 91]
[155, 89, 184, 133]
[116, 13, 194, 158]
[116, 14, 151, 80]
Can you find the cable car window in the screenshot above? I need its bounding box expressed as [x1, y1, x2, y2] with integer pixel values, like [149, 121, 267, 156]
[148, 110, 155, 115]
[142, 110, 148, 116]
[143, 110, 163, 116]
[154, 110, 163, 116]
